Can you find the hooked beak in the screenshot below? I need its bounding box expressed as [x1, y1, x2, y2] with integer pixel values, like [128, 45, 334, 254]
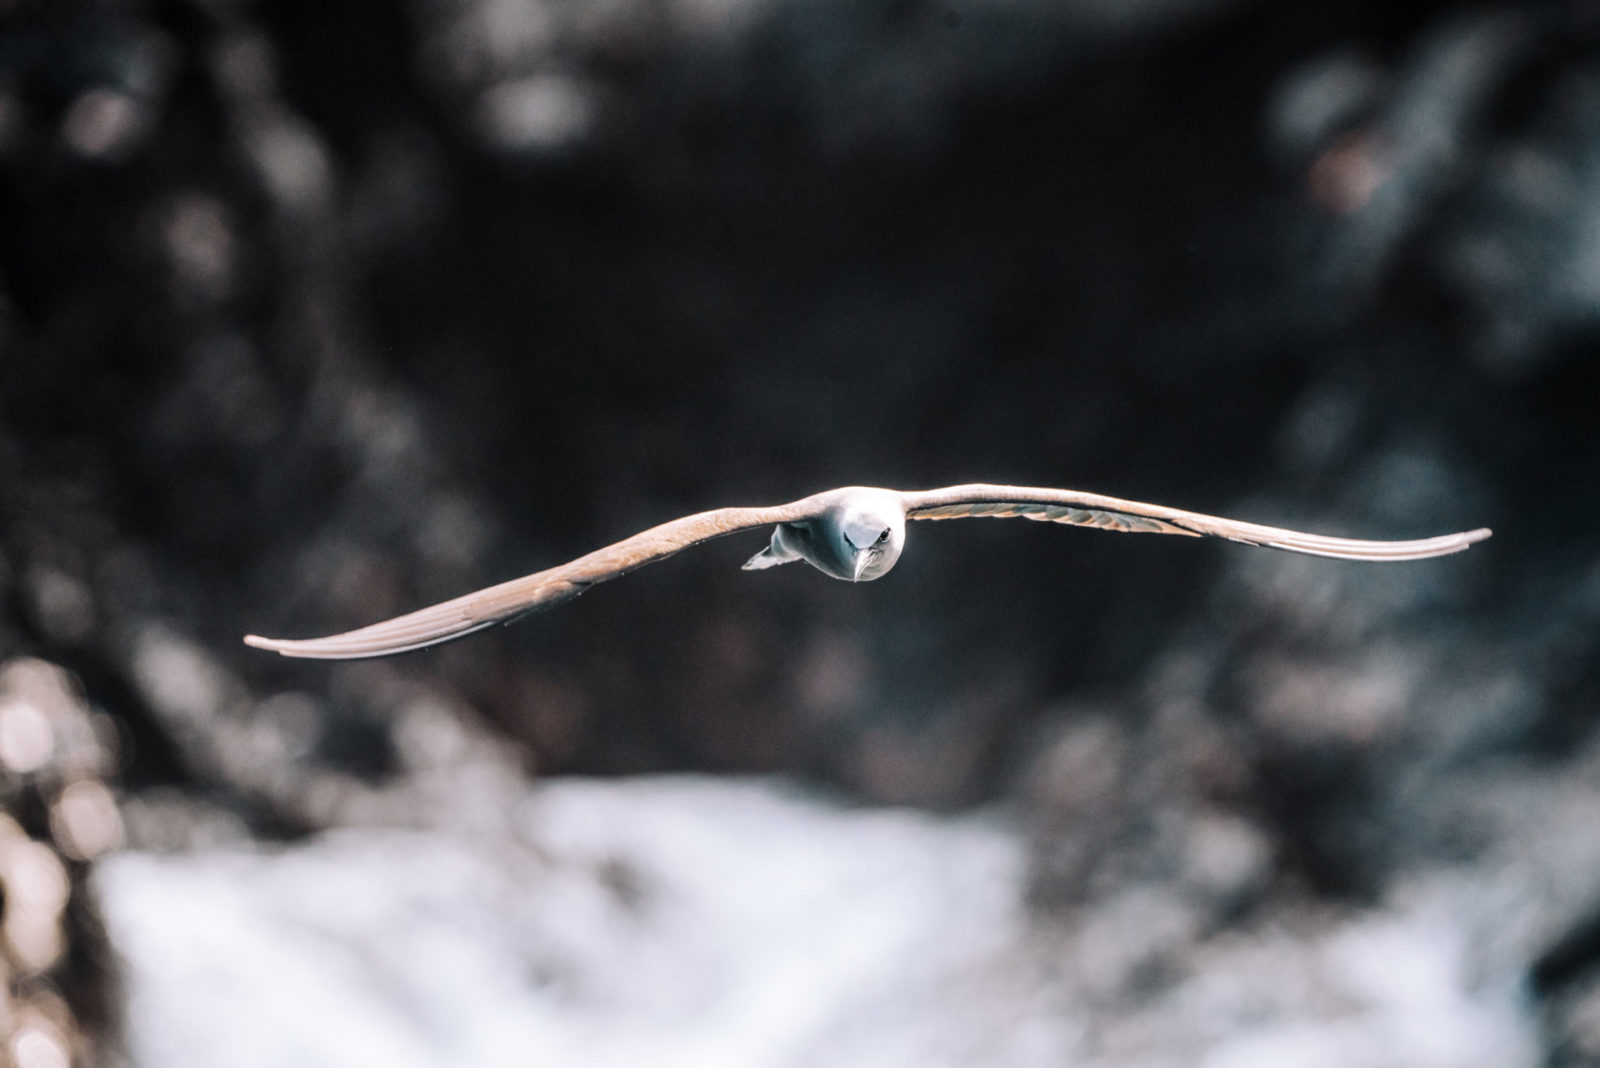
[851, 550, 871, 582]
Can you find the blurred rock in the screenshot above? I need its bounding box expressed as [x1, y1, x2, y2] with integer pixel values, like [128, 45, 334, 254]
[0, 659, 125, 1067]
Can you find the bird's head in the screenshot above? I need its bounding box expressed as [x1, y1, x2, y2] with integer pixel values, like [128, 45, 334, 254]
[838, 498, 905, 582]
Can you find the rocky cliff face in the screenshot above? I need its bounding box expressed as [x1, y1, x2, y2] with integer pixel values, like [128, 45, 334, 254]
[1, 0, 1597, 1064]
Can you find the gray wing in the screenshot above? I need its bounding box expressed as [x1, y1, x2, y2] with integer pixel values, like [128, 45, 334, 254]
[245, 498, 825, 659]
[900, 484, 1491, 561]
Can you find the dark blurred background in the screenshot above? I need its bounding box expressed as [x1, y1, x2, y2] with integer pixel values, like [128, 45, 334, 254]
[1, 0, 1598, 1063]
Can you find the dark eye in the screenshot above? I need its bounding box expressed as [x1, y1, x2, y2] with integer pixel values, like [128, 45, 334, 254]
[875, 529, 890, 545]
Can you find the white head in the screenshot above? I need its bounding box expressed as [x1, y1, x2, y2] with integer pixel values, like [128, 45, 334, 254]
[831, 489, 906, 582]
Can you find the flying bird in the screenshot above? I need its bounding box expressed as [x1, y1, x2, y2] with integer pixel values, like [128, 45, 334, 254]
[244, 483, 1491, 660]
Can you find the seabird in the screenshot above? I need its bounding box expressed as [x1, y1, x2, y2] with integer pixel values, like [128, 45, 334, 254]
[244, 483, 1491, 659]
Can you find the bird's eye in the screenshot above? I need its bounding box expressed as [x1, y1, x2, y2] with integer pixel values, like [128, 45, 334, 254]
[875, 529, 889, 545]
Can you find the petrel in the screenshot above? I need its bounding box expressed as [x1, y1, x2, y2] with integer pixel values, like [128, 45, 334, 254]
[244, 484, 1491, 659]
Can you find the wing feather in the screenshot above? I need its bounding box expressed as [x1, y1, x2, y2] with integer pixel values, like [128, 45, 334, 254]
[902, 484, 1491, 561]
[244, 499, 821, 659]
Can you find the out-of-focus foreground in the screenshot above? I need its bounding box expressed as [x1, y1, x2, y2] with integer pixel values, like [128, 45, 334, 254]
[0, 0, 1595, 1064]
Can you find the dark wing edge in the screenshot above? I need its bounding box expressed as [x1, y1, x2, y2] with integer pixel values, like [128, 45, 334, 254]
[901, 484, 1492, 562]
[243, 500, 818, 660]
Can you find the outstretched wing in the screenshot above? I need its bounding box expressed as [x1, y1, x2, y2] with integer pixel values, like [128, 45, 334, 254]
[245, 499, 822, 659]
[901, 484, 1491, 561]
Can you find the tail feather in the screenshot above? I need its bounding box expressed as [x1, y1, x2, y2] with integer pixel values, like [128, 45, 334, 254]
[742, 545, 798, 570]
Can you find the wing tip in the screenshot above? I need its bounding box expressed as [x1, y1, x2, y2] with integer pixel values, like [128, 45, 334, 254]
[1427, 526, 1494, 557]
[243, 632, 363, 659]
[1263, 524, 1494, 561]
[242, 615, 501, 660]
